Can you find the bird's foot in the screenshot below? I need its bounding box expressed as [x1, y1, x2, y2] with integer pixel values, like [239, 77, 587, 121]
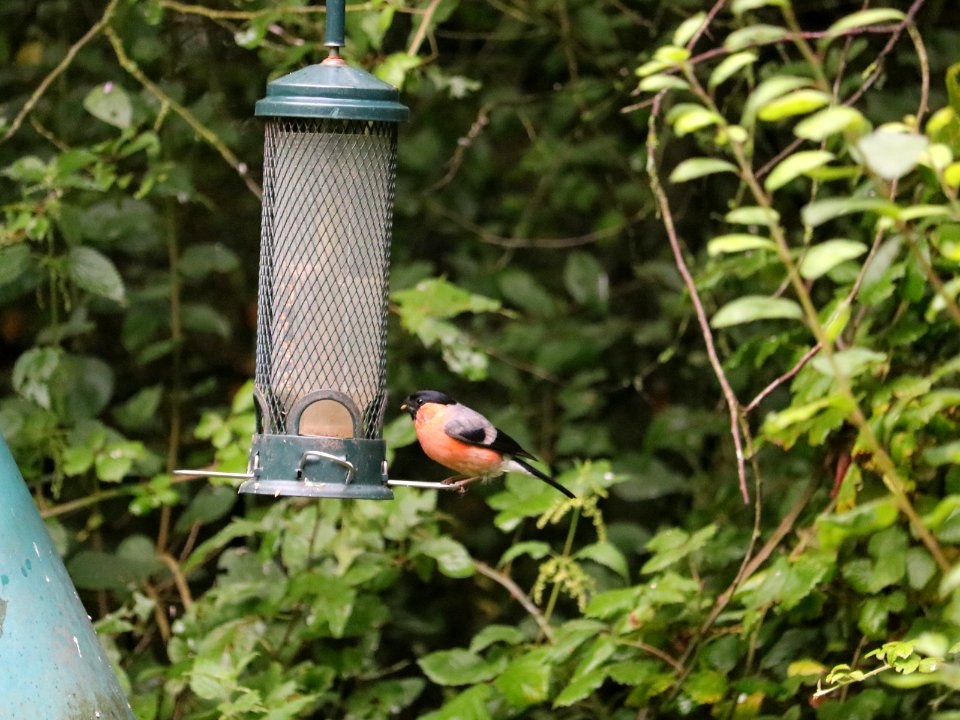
[446, 476, 482, 495]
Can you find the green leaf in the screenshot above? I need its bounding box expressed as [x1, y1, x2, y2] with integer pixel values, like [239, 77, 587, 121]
[799, 239, 869, 279]
[638, 74, 690, 92]
[711, 295, 803, 327]
[113, 384, 163, 431]
[856, 130, 929, 180]
[673, 12, 706, 47]
[724, 206, 780, 226]
[707, 234, 776, 256]
[669, 158, 738, 183]
[708, 51, 758, 88]
[182, 303, 231, 338]
[765, 150, 834, 191]
[83, 82, 133, 129]
[672, 106, 724, 136]
[642, 525, 716, 573]
[180, 243, 240, 280]
[801, 197, 899, 227]
[906, 548, 937, 590]
[419, 685, 492, 720]
[418, 649, 501, 686]
[554, 669, 606, 707]
[374, 52, 423, 88]
[825, 8, 906, 38]
[499, 540, 551, 566]
[758, 89, 831, 121]
[731, 0, 786, 12]
[469, 625, 526, 653]
[12, 347, 61, 409]
[811, 347, 886, 378]
[724, 24, 787, 52]
[575, 542, 630, 580]
[0, 245, 34, 286]
[66, 246, 125, 303]
[794, 105, 866, 140]
[684, 670, 728, 705]
[564, 251, 608, 310]
[495, 648, 552, 708]
[924, 441, 960, 467]
[743, 76, 813, 125]
[412, 537, 475, 578]
[816, 498, 900, 551]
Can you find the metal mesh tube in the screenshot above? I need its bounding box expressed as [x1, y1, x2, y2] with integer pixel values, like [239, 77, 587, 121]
[255, 118, 397, 438]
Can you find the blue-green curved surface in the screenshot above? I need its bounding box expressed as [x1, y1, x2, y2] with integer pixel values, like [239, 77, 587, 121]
[0, 435, 134, 719]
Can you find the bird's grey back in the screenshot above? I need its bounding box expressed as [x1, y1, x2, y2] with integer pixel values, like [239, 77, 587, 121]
[443, 403, 497, 444]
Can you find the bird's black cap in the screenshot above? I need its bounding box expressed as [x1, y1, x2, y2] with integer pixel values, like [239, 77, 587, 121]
[400, 390, 455, 416]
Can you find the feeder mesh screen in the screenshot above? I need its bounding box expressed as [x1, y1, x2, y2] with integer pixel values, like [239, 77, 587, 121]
[256, 119, 397, 438]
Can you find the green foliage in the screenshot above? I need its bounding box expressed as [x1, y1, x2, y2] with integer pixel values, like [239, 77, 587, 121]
[2, 1, 960, 718]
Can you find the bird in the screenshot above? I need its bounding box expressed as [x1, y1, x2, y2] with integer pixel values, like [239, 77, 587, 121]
[399, 390, 575, 499]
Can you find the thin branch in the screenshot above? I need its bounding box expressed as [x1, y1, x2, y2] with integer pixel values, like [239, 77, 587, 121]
[1, 0, 121, 143]
[745, 343, 821, 413]
[686, 0, 727, 53]
[407, 0, 443, 57]
[474, 560, 554, 641]
[104, 26, 262, 199]
[646, 92, 750, 504]
[704, 477, 817, 633]
[142, 582, 172, 642]
[157, 551, 195, 612]
[617, 639, 685, 674]
[845, 0, 927, 107]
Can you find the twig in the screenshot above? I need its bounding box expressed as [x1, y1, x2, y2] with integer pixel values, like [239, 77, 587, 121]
[1, 0, 121, 143]
[157, 551, 195, 612]
[407, 0, 443, 57]
[142, 582, 172, 642]
[685, 0, 727, 53]
[474, 560, 554, 641]
[617, 639, 685, 674]
[745, 343, 821, 413]
[104, 26, 262, 199]
[845, 0, 927, 107]
[646, 92, 750, 504]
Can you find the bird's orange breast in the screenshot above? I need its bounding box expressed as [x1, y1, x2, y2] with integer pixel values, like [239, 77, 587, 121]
[414, 403, 503, 476]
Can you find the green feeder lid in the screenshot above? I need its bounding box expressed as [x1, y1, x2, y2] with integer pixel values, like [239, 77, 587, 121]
[255, 62, 409, 123]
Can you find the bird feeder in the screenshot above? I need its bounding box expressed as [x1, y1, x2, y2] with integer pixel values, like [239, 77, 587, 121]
[245, 1, 409, 500]
[182, 1, 408, 500]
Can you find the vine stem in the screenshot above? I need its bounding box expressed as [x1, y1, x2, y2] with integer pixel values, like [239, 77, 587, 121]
[672, 37, 949, 569]
[104, 26, 262, 199]
[646, 91, 750, 504]
[543, 506, 581, 624]
[729, 140, 949, 572]
[1, 0, 121, 144]
[474, 561, 554, 641]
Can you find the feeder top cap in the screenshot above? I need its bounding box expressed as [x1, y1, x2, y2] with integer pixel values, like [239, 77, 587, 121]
[255, 63, 409, 123]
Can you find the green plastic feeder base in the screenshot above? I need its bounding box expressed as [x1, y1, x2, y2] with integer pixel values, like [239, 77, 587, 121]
[0, 434, 134, 719]
[238, 433, 394, 500]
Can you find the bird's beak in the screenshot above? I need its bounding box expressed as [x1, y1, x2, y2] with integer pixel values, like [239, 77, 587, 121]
[400, 402, 408, 412]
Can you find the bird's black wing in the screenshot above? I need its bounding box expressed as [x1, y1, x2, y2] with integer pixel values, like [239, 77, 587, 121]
[443, 406, 537, 460]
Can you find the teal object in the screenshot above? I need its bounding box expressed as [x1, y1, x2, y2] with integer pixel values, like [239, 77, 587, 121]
[254, 62, 409, 122]
[323, 0, 345, 49]
[0, 435, 134, 719]
[254, 0, 408, 123]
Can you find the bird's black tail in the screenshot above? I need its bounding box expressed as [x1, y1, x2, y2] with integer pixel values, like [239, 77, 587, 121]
[513, 458, 575, 499]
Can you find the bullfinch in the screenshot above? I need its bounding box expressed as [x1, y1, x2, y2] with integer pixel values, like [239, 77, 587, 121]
[400, 390, 575, 499]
